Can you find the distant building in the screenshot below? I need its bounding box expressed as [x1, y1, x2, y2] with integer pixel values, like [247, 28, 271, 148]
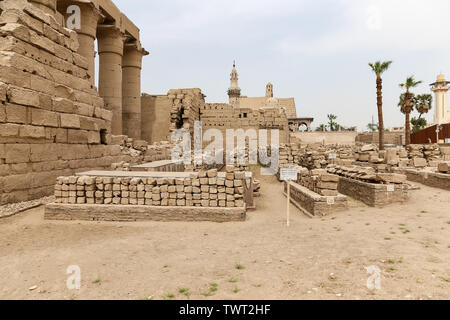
[227, 63, 313, 131]
[430, 74, 450, 125]
[388, 126, 405, 133]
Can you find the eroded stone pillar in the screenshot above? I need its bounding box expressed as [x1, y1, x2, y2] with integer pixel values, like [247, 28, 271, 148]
[57, 1, 101, 85]
[122, 43, 149, 140]
[97, 25, 124, 135]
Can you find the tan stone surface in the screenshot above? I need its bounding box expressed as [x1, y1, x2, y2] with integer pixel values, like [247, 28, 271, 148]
[45, 203, 246, 222]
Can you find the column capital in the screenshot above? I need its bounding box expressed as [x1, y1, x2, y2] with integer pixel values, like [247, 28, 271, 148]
[58, 1, 103, 38]
[97, 25, 126, 56]
[122, 41, 149, 69]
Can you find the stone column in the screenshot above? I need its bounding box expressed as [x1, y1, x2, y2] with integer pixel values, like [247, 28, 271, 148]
[97, 25, 125, 135]
[122, 43, 148, 140]
[57, 1, 101, 85]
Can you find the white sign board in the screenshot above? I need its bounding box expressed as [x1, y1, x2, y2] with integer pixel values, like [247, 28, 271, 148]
[328, 153, 337, 160]
[280, 168, 298, 181]
[446, 138, 450, 144]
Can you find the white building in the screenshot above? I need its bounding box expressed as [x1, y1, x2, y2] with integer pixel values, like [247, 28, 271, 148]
[431, 74, 450, 125]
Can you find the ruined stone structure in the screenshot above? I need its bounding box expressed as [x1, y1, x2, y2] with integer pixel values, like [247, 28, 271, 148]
[57, 0, 148, 139]
[0, 0, 149, 205]
[227, 63, 298, 119]
[201, 99, 290, 144]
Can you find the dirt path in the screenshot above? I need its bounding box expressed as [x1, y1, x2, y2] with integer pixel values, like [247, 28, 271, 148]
[0, 176, 449, 300]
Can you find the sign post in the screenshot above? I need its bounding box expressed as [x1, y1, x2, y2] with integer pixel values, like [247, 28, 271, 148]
[280, 168, 298, 227]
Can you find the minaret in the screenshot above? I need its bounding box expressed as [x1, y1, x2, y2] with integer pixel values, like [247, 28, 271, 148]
[228, 61, 241, 107]
[266, 82, 273, 98]
[431, 74, 450, 125]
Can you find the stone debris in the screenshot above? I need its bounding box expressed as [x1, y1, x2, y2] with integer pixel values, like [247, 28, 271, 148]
[327, 165, 407, 185]
[437, 162, 450, 174]
[0, 196, 54, 218]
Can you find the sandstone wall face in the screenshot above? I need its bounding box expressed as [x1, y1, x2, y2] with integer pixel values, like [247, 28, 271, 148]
[201, 103, 289, 144]
[141, 94, 171, 143]
[53, 169, 247, 208]
[356, 132, 404, 145]
[291, 131, 358, 145]
[0, 0, 131, 205]
[168, 88, 204, 138]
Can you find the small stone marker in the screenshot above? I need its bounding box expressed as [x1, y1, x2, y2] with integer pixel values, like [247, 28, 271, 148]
[280, 168, 298, 227]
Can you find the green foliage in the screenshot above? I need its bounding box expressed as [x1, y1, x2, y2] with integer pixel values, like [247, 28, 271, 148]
[327, 114, 340, 131]
[400, 76, 423, 90]
[369, 61, 393, 75]
[411, 117, 427, 133]
[398, 92, 417, 114]
[415, 94, 433, 115]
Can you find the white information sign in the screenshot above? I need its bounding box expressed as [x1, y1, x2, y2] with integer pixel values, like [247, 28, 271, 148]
[328, 153, 337, 160]
[280, 168, 298, 181]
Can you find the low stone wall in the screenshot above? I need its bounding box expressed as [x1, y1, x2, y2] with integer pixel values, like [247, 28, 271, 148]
[291, 132, 357, 145]
[45, 203, 246, 223]
[393, 168, 450, 191]
[337, 177, 409, 207]
[284, 181, 348, 217]
[53, 169, 247, 208]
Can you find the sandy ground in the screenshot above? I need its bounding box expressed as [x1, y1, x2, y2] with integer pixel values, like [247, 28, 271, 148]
[0, 175, 449, 300]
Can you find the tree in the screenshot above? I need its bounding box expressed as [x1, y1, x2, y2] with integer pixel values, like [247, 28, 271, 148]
[315, 124, 327, 132]
[411, 117, 427, 133]
[410, 94, 432, 133]
[369, 60, 393, 150]
[399, 76, 422, 145]
[415, 94, 433, 119]
[327, 114, 338, 131]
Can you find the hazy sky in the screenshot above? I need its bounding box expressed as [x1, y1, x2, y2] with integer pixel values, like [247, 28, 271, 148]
[112, 0, 450, 131]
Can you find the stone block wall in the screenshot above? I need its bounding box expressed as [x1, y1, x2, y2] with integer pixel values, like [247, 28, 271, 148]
[201, 103, 289, 145]
[141, 94, 171, 143]
[53, 168, 247, 208]
[168, 88, 204, 138]
[284, 181, 348, 217]
[0, 1, 133, 205]
[337, 176, 409, 207]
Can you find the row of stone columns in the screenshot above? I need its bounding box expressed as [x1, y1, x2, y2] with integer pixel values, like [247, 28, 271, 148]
[57, 0, 148, 139]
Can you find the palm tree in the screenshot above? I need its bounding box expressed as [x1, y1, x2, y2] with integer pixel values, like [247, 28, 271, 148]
[411, 94, 432, 133]
[327, 114, 338, 131]
[415, 94, 433, 119]
[399, 76, 422, 145]
[369, 60, 393, 150]
[315, 124, 327, 132]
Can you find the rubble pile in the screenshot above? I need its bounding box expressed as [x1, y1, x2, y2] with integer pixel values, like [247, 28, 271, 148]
[327, 165, 407, 184]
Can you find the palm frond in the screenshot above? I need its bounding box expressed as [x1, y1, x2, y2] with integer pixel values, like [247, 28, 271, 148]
[369, 60, 393, 75]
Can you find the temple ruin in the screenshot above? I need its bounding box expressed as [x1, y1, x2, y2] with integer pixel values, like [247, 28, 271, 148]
[1, 0, 450, 223]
